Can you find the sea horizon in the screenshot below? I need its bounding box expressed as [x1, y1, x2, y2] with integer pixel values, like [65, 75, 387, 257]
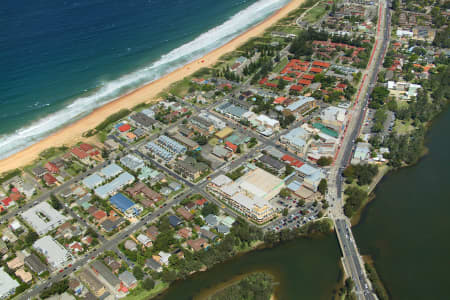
[0, 0, 289, 160]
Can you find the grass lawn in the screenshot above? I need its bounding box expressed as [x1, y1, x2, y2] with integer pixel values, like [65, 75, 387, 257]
[208, 137, 219, 146]
[394, 119, 414, 135]
[273, 56, 289, 74]
[167, 78, 192, 98]
[303, 4, 328, 24]
[123, 282, 169, 300]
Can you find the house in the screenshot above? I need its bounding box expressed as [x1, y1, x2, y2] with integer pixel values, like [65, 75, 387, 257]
[78, 269, 106, 297]
[186, 238, 209, 252]
[225, 141, 238, 153]
[0, 267, 20, 299]
[145, 226, 159, 241]
[24, 253, 48, 275]
[157, 251, 171, 266]
[7, 256, 24, 270]
[199, 229, 217, 241]
[124, 240, 137, 251]
[43, 173, 58, 186]
[68, 242, 83, 253]
[174, 157, 208, 181]
[205, 214, 218, 227]
[177, 227, 192, 239]
[145, 258, 163, 272]
[69, 278, 84, 295]
[137, 234, 152, 247]
[119, 271, 137, 289]
[45, 162, 60, 174]
[15, 268, 32, 283]
[176, 207, 193, 221]
[169, 215, 182, 227]
[188, 116, 215, 136]
[212, 146, 232, 159]
[93, 210, 107, 222]
[32, 166, 48, 178]
[90, 260, 120, 290]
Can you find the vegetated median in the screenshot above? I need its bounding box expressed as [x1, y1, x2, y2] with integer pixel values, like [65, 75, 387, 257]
[363, 256, 389, 300]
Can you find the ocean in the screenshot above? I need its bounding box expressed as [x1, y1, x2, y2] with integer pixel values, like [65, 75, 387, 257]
[0, 0, 289, 159]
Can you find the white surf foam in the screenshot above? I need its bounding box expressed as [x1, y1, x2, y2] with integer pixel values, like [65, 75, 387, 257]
[0, 0, 289, 160]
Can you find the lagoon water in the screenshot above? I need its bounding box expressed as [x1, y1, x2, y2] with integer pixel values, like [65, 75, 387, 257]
[0, 0, 288, 159]
[159, 109, 450, 300]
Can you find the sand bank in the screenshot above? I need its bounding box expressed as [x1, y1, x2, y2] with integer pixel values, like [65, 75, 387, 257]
[0, 0, 305, 173]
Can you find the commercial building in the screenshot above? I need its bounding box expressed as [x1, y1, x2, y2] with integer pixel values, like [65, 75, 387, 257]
[320, 106, 347, 131]
[280, 127, 310, 153]
[33, 236, 72, 269]
[156, 135, 186, 154]
[353, 142, 371, 162]
[171, 133, 200, 150]
[258, 154, 286, 175]
[209, 169, 283, 223]
[215, 127, 234, 139]
[94, 172, 135, 199]
[0, 267, 20, 299]
[109, 193, 142, 217]
[21, 202, 68, 235]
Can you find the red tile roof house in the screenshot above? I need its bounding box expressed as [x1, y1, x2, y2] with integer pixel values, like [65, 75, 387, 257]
[67, 242, 83, 253]
[44, 162, 60, 174]
[118, 123, 131, 133]
[290, 85, 303, 92]
[195, 198, 208, 208]
[177, 227, 193, 239]
[187, 238, 208, 252]
[43, 173, 57, 186]
[225, 141, 238, 152]
[176, 207, 193, 221]
[93, 210, 107, 223]
[1, 197, 15, 208]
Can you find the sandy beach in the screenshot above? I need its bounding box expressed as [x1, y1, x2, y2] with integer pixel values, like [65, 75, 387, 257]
[0, 0, 304, 173]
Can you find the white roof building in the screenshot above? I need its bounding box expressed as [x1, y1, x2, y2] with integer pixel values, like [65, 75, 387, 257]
[33, 236, 72, 269]
[0, 267, 19, 299]
[120, 154, 145, 171]
[99, 163, 123, 179]
[21, 202, 68, 235]
[94, 172, 135, 199]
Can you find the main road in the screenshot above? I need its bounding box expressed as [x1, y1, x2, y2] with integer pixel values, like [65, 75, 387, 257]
[327, 0, 391, 299]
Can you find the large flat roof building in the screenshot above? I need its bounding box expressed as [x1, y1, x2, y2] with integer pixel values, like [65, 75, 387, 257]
[0, 267, 20, 299]
[33, 236, 72, 269]
[21, 202, 68, 235]
[209, 168, 283, 223]
[94, 172, 135, 199]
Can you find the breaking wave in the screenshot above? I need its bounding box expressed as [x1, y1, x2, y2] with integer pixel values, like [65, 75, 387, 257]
[0, 0, 288, 159]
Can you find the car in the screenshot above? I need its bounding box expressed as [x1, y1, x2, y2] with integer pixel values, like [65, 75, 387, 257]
[59, 269, 64, 273]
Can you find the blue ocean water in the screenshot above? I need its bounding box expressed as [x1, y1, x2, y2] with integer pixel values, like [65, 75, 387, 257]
[0, 0, 289, 159]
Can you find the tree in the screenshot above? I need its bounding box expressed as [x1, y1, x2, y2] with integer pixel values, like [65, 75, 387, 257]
[161, 269, 177, 283]
[25, 231, 39, 245]
[317, 156, 333, 166]
[201, 202, 219, 216]
[318, 179, 328, 195]
[50, 194, 62, 210]
[282, 208, 289, 216]
[133, 266, 144, 280]
[143, 277, 155, 290]
[279, 188, 291, 199]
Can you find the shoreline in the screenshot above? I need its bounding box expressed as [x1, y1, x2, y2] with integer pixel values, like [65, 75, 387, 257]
[0, 0, 305, 173]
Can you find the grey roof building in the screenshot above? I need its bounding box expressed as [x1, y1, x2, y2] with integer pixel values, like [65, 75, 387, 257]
[130, 112, 156, 128]
[199, 228, 218, 241]
[145, 258, 162, 272]
[82, 174, 104, 189]
[205, 214, 218, 227]
[118, 271, 137, 288]
[99, 163, 123, 179]
[90, 261, 120, 288]
[32, 166, 47, 178]
[24, 253, 48, 275]
[258, 154, 286, 173]
[120, 154, 145, 171]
